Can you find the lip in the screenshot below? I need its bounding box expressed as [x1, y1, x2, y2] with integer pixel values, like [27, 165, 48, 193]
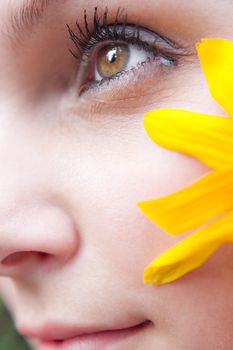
[20, 321, 150, 350]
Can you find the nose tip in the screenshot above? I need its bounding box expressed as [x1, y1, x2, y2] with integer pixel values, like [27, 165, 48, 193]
[0, 200, 79, 277]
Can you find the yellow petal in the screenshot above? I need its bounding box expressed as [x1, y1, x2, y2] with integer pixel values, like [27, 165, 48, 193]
[197, 38, 233, 117]
[140, 38, 233, 286]
[137, 169, 233, 235]
[144, 108, 233, 170]
[144, 211, 233, 285]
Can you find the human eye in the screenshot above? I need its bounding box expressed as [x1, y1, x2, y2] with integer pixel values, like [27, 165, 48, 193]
[66, 7, 182, 98]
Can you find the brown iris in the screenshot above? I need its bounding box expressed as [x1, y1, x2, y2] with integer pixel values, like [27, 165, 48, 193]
[96, 43, 129, 78]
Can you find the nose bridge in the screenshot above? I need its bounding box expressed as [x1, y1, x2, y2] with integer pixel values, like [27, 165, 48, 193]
[0, 102, 55, 203]
[0, 112, 43, 217]
[0, 107, 39, 174]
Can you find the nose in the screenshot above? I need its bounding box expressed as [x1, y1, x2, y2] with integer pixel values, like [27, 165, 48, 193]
[0, 112, 78, 278]
[0, 200, 78, 277]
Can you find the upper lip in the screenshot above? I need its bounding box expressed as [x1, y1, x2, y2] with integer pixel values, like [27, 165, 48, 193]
[18, 321, 149, 342]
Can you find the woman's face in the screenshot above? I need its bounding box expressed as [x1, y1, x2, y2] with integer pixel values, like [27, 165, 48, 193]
[0, 1, 233, 349]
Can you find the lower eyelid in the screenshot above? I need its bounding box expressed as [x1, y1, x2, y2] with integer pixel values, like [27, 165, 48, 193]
[78, 49, 178, 97]
[78, 54, 176, 96]
[68, 57, 179, 119]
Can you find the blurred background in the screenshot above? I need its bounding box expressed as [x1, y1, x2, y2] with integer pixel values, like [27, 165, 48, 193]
[0, 298, 31, 350]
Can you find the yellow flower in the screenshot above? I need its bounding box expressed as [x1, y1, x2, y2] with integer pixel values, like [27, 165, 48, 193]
[137, 38, 233, 286]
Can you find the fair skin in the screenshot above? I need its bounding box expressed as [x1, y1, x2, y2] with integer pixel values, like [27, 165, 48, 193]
[0, 0, 233, 349]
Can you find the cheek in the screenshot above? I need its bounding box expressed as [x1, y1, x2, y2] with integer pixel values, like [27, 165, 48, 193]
[148, 244, 233, 348]
[72, 126, 209, 282]
[0, 278, 18, 313]
[161, 64, 228, 118]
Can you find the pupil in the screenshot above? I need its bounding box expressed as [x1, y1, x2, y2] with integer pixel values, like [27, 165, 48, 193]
[107, 48, 118, 64]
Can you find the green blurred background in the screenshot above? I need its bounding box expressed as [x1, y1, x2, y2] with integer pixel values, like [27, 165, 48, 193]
[0, 298, 31, 350]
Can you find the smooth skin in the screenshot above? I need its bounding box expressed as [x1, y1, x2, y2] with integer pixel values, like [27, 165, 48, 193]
[0, 1, 233, 349]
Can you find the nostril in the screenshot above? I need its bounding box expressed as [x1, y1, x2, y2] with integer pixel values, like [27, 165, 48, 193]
[1, 251, 49, 267]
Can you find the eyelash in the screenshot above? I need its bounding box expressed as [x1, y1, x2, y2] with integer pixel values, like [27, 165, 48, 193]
[66, 7, 179, 94]
[67, 7, 175, 62]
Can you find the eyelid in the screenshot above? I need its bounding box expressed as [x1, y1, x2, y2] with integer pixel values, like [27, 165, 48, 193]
[66, 6, 184, 61]
[85, 25, 179, 62]
[67, 60, 176, 119]
[67, 22, 181, 64]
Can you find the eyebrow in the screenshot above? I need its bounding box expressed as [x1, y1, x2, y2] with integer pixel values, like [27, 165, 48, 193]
[9, 0, 58, 34]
